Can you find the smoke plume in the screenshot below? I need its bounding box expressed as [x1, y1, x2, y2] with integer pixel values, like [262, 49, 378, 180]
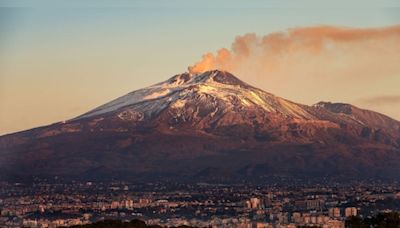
[188, 25, 400, 120]
[188, 25, 400, 75]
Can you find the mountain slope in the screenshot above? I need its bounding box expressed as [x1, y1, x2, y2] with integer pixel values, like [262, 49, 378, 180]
[77, 70, 317, 121]
[0, 70, 399, 182]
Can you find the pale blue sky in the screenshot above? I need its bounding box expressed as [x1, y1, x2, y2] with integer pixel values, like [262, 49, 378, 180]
[0, 0, 399, 134]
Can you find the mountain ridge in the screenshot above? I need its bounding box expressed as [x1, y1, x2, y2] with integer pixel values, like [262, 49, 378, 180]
[0, 70, 399, 182]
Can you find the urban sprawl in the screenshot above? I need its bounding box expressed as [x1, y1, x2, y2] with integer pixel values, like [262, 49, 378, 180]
[1, 180, 400, 227]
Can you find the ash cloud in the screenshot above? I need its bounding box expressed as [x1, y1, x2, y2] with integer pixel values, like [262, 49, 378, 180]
[188, 25, 400, 75]
[188, 25, 400, 120]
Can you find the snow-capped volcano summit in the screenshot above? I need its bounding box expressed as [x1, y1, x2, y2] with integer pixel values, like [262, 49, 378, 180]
[1, 70, 399, 182]
[78, 70, 314, 121]
[77, 70, 256, 119]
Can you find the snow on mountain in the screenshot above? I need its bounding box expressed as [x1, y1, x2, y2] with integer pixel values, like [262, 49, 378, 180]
[77, 70, 315, 121]
[1, 70, 400, 182]
[313, 101, 400, 132]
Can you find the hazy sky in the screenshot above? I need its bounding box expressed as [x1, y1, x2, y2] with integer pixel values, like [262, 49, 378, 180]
[1, 0, 400, 135]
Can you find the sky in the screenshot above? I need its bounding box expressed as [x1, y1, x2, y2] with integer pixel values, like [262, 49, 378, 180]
[0, 0, 399, 135]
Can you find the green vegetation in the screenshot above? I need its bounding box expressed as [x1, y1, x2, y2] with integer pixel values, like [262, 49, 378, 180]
[69, 219, 156, 228]
[346, 212, 400, 228]
[69, 219, 195, 228]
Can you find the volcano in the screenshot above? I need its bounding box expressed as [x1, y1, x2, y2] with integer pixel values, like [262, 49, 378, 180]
[1, 70, 400, 182]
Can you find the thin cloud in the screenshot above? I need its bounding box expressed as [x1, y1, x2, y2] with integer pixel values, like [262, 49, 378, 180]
[188, 25, 400, 74]
[360, 95, 400, 106]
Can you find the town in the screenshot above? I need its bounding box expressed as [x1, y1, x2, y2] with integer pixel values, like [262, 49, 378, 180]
[1, 179, 400, 227]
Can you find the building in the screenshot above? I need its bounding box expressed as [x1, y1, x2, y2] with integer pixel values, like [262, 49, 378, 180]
[246, 197, 262, 209]
[328, 208, 341, 218]
[123, 199, 134, 209]
[344, 207, 357, 217]
[306, 199, 322, 210]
